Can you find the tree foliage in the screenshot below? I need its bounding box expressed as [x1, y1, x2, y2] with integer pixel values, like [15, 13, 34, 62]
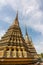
[41, 53, 43, 58]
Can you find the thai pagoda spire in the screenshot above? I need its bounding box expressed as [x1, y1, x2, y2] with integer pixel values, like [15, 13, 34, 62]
[14, 11, 19, 26]
[24, 26, 38, 58]
[25, 26, 28, 36]
[25, 26, 29, 43]
[15, 11, 18, 20]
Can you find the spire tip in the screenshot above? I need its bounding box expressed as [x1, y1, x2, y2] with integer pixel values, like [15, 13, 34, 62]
[25, 25, 28, 35]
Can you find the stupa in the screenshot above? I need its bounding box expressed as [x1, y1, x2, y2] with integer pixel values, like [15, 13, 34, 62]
[0, 12, 38, 65]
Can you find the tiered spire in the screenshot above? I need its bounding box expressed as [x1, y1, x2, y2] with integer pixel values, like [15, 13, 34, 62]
[0, 12, 33, 59]
[25, 27, 38, 58]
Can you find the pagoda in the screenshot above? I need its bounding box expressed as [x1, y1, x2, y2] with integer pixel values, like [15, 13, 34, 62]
[24, 27, 38, 59]
[0, 12, 39, 65]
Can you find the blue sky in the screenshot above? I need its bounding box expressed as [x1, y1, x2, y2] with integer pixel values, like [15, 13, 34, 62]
[0, 0, 43, 54]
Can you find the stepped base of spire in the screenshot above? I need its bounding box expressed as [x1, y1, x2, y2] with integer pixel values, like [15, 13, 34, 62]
[0, 58, 38, 65]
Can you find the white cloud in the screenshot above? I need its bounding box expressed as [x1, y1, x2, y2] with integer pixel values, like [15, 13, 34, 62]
[3, 16, 12, 24]
[0, 0, 7, 10]
[34, 42, 43, 53]
[28, 11, 43, 35]
[3, 0, 39, 15]
[0, 29, 5, 39]
[0, 15, 13, 24]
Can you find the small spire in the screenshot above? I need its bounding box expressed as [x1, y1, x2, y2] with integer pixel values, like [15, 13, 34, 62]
[30, 36, 32, 42]
[25, 25, 29, 43]
[25, 25, 28, 36]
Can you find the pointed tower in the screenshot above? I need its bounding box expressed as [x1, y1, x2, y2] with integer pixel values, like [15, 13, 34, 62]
[14, 11, 19, 26]
[25, 26, 39, 59]
[0, 12, 38, 65]
[25, 26, 29, 43]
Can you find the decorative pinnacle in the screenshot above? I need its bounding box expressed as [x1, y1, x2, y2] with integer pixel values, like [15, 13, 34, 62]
[25, 25, 28, 36]
[15, 11, 18, 21]
[14, 11, 19, 26]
